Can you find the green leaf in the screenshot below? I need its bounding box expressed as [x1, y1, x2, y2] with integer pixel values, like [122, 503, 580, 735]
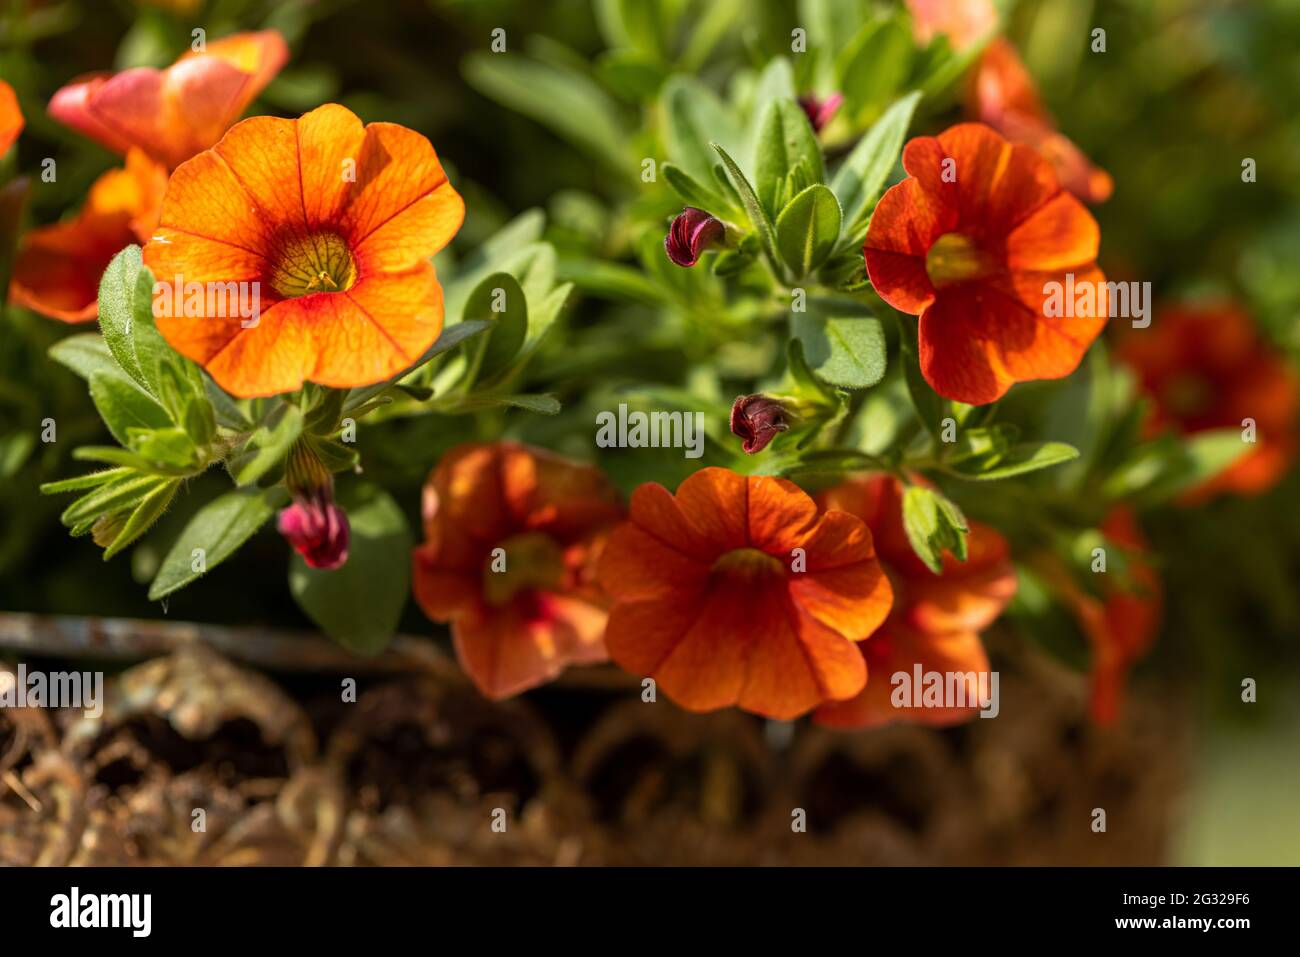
[775, 184, 842, 278]
[148, 487, 283, 600]
[60, 473, 164, 527]
[464, 272, 529, 384]
[127, 426, 199, 469]
[97, 244, 179, 400]
[103, 479, 180, 559]
[947, 441, 1080, 481]
[753, 99, 825, 218]
[97, 245, 151, 391]
[89, 370, 171, 447]
[463, 51, 631, 177]
[661, 162, 728, 215]
[228, 403, 303, 487]
[837, 15, 914, 121]
[785, 337, 838, 405]
[901, 484, 969, 574]
[831, 90, 921, 236]
[205, 375, 252, 430]
[49, 333, 120, 383]
[289, 483, 412, 655]
[40, 468, 134, 495]
[791, 313, 886, 390]
[463, 393, 562, 415]
[663, 74, 743, 187]
[712, 143, 781, 271]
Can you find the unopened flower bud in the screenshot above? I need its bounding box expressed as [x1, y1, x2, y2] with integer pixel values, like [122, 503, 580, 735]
[730, 394, 792, 454]
[798, 92, 844, 133]
[665, 206, 725, 267]
[278, 440, 349, 569]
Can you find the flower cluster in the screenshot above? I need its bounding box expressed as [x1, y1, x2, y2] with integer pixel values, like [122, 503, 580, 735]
[9, 1, 1296, 742]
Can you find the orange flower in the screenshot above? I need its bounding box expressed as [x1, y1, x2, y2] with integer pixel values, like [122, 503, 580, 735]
[141, 103, 464, 398]
[412, 442, 625, 700]
[968, 39, 1113, 204]
[10, 150, 166, 322]
[597, 468, 894, 719]
[49, 30, 288, 170]
[1061, 508, 1161, 725]
[0, 79, 22, 157]
[864, 122, 1107, 405]
[812, 475, 1016, 729]
[1115, 304, 1299, 498]
[905, 0, 998, 52]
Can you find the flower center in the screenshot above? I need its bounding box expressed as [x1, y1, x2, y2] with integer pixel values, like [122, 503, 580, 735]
[268, 232, 357, 298]
[483, 532, 566, 607]
[925, 232, 997, 287]
[711, 546, 783, 581]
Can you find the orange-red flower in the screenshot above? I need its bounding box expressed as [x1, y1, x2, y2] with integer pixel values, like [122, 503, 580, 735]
[1115, 303, 1299, 498]
[49, 30, 288, 170]
[968, 39, 1113, 205]
[141, 103, 464, 398]
[865, 122, 1107, 405]
[597, 468, 894, 719]
[1062, 508, 1161, 725]
[412, 442, 624, 700]
[812, 475, 1016, 729]
[10, 150, 166, 322]
[0, 79, 22, 157]
[905, 0, 998, 52]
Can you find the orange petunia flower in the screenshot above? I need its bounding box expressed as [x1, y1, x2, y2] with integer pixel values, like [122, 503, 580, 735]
[905, 0, 998, 52]
[49, 30, 288, 170]
[1061, 508, 1161, 725]
[10, 150, 166, 322]
[865, 122, 1107, 405]
[1115, 303, 1298, 499]
[141, 103, 464, 398]
[812, 475, 1016, 729]
[412, 442, 625, 700]
[597, 467, 894, 719]
[968, 39, 1113, 205]
[0, 79, 22, 157]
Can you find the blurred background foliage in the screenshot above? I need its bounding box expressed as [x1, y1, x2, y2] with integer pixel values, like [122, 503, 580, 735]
[1, 0, 1298, 862]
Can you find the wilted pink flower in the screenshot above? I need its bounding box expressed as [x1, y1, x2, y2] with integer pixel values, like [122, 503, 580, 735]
[798, 92, 843, 133]
[665, 206, 725, 267]
[730, 394, 791, 453]
[278, 490, 350, 569]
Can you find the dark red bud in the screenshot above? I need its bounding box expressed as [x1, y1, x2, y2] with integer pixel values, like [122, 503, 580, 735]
[797, 92, 844, 133]
[278, 489, 350, 569]
[730, 394, 791, 454]
[665, 206, 725, 267]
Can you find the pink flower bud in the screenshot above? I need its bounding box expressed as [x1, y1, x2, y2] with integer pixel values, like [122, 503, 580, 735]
[665, 206, 725, 267]
[278, 489, 350, 569]
[730, 394, 791, 454]
[797, 92, 844, 133]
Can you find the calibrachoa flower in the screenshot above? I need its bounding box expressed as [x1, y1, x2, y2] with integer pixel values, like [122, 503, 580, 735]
[864, 122, 1107, 405]
[141, 103, 465, 398]
[730, 394, 791, 453]
[10, 150, 166, 322]
[412, 442, 624, 700]
[597, 467, 894, 719]
[278, 441, 349, 570]
[0, 79, 22, 156]
[905, 0, 998, 51]
[1063, 508, 1161, 725]
[49, 30, 288, 170]
[798, 92, 843, 134]
[664, 206, 724, 267]
[969, 39, 1113, 205]
[812, 475, 1016, 729]
[1115, 303, 1298, 499]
